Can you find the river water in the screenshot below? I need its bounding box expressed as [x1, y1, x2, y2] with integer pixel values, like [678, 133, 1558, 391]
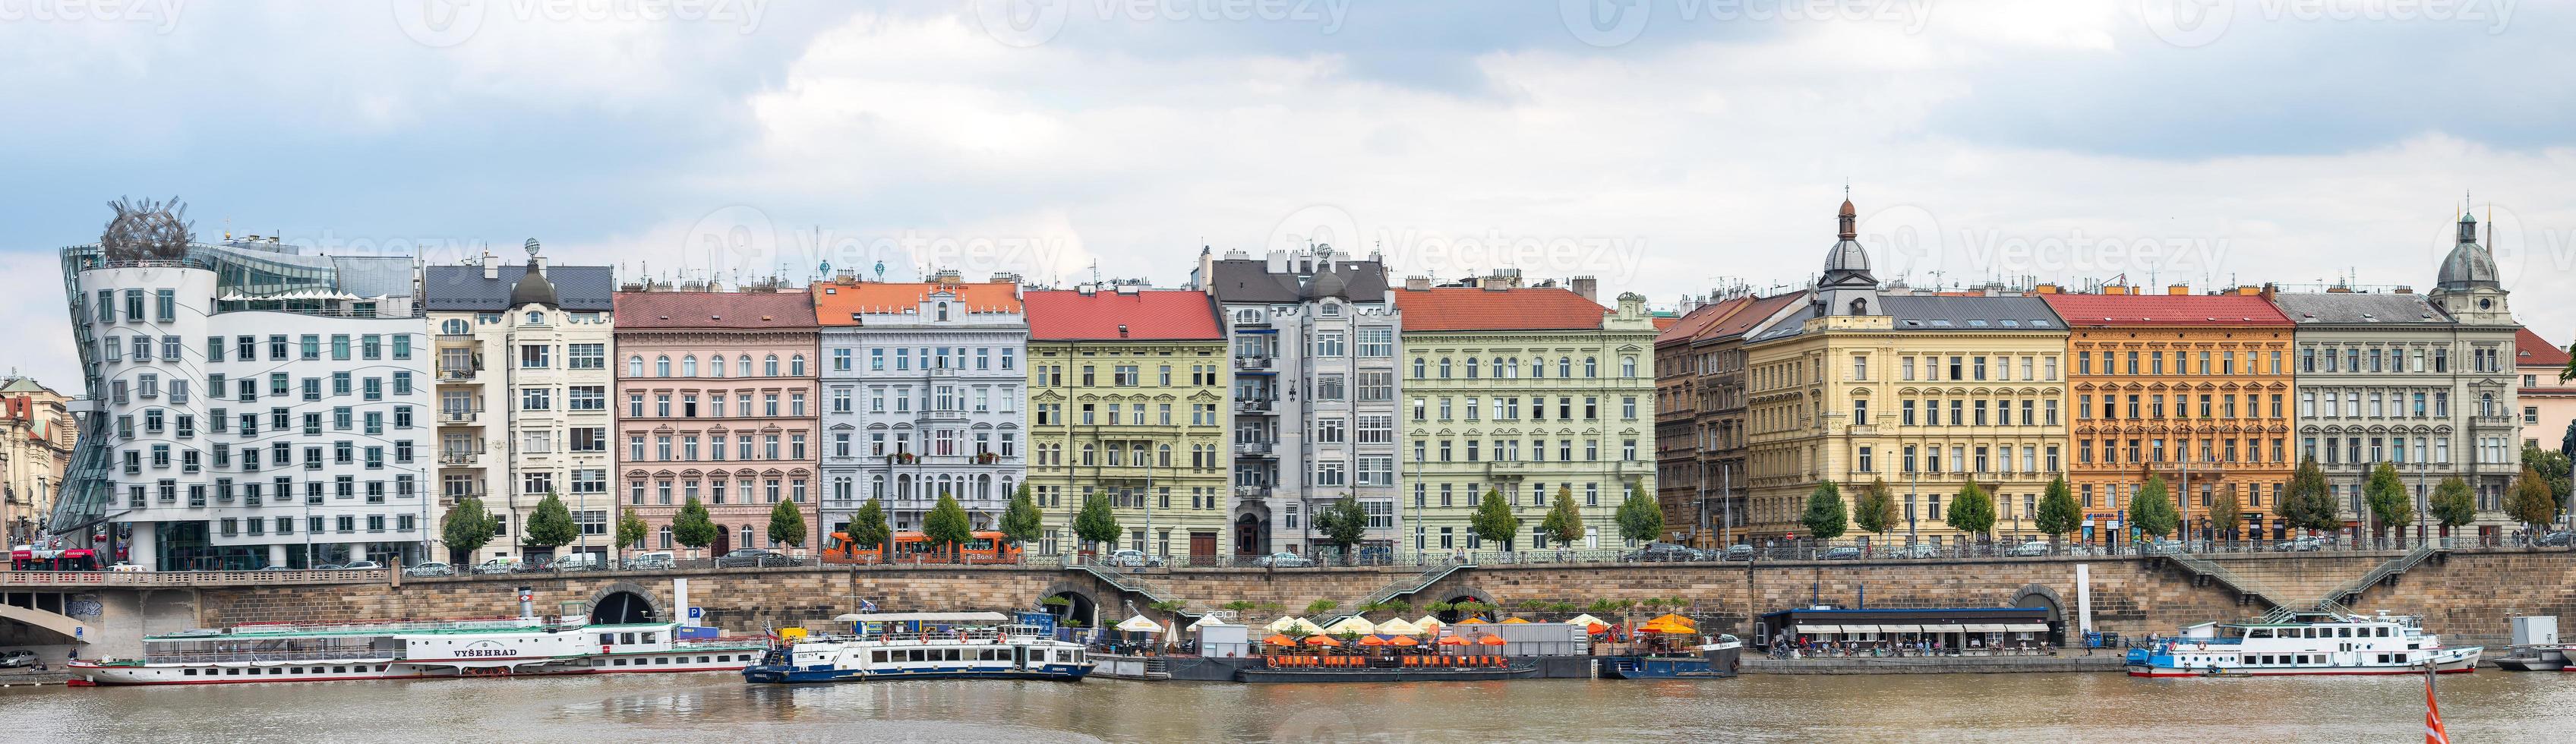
[9, 669, 2571, 742]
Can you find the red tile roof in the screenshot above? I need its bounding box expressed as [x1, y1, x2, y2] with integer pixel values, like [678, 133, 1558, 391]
[1394, 287, 1608, 333]
[1697, 292, 1804, 342]
[1656, 297, 1745, 345]
[1024, 288, 1222, 341]
[613, 291, 818, 329]
[2518, 327, 2570, 368]
[811, 279, 1021, 326]
[2038, 292, 2291, 327]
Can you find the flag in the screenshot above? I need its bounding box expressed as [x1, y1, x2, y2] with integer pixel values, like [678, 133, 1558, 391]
[2425, 673, 2449, 744]
[860, 599, 878, 613]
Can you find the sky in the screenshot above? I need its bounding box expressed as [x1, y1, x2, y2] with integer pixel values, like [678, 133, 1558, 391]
[5, 0, 2573, 388]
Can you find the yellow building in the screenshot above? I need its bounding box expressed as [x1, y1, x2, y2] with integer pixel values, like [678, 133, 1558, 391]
[1024, 286, 1232, 562]
[1742, 198, 2072, 547]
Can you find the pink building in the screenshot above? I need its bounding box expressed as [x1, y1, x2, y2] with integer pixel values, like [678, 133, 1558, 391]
[613, 286, 820, 556]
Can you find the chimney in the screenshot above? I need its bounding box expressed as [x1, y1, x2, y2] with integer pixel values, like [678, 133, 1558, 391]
[482, 248, 501, 280]
[2259, 282, 2276, 301]
[1571, 276, 1599, 303]
[2166, 285, 2189, 296]
[1405, 276, 1432, 292]
[2031, 283, 2060, 295]
[2103, 285, 2129, 295]
[1117, 323, 1129, 338]
[2393, 285, 2413, 295]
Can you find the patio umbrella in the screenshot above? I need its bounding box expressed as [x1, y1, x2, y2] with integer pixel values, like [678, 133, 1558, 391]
[1116, 615, 1163, 633]
[1185, 616, 1231, 632]
[1357, 635, 1388, 646]
[1264, 634, 1297, 646]
[1565, 613, 1605, 627]
[1586, 623, 1608, 635]
[1304, 635, 1342, 647]
[1384, 635, 1419, 647]
[1412, 615, 1444, 631]
[1500, 617, 1530, 624]
[1322, 616, 1377, 636]
[1456, 617, 1490, 625]
[1478, 634, 1507, 646]
[1267, 616, 1324, 635]
[1375, 617, 1423, 635]
[1646, 613, 1695, 629]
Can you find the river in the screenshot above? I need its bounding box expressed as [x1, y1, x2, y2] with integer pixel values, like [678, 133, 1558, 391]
[8, 670, 2571, 742]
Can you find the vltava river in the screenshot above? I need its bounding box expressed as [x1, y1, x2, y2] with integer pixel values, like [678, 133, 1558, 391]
[9, 670, 2571, 742]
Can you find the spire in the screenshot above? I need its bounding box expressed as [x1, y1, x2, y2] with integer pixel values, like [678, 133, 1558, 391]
[1837, 185, 1858, 240]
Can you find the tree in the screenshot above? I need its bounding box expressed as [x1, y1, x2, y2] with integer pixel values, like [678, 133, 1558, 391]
[2206, 486, 2243, 541]
[1471, 488, 1521, 551]
[1944, 481, 1997, 544]
[768, 498, 810, 549]
[522, 491, 578, 552]
[615, 511, 648, 553]
[1304, 599, 1340, 616]
[2363, 462, 2413, 543]
[850, 497, 892, 550]
[1852, 479, 1899, 539]
[1800, 481, 1848, 541]
[2281, 456, 2333, 534]
[1073, 493, 1122, 552]
[440, 497, 497, 564]
[2431, 476, 2477, 535]
[1536, 486, 1585, 548]
[1614, 481, 1665, 544]
[2035, 476, 2082, 547]
[1314, 493, 1369, 562]
[2525, 446, 2573, 509]
[923, 493, 973, 561]
[2129, 476, 2180, 541]
[2507, 464, 2562, 532]
[999, 484, 1043, 550]
[671, 497, 719, 550]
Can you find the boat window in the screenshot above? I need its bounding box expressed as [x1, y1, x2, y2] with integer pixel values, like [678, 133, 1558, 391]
[2340, 627, 2353, 638]
[872, 651, 887, 664]
[2377, 627, 2391, 637]
[699, 656, 712, 664]
[184, 669, 197, 676]
[644, 633, 658, 644]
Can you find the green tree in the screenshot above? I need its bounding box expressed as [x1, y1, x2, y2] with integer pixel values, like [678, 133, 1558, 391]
[999, 483, 1043, 550]
[1314, 493, 1369, 562]
[522, 491, 578, 551]
[2207, 487, 2243, 541]
[1800, 481, 1848, 541]
[849, 497, 892, 550]
[671, 497, 718, 550]
[2430, 476, 2477, 535]
[2363, 462, 2413, 543]
[1614, 481, 1665, 544]
[2035, 476, 2082, 547]
[2524, 446, 2573, 509]
[2507, 464, 2562, 532]
[1852, 479, 1899, 539]
[923, 493, 973, 561]
[1304, 599, 1340, 616]
[2281, 456, 2333, 534]
[1943, 481, 1997, 544]
[615, 510, 648, 553]
[2129, 476, 2180, 541]
[1072, 493, 1121, 552]
[768, 498, 810, 549]
[1537, 486, 1585, 547]
[1470, 488, 1522, 551]
[440, 497, 497, 564]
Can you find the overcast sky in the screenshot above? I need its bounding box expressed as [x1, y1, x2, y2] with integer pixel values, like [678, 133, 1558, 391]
[5, 0, 2571, 387]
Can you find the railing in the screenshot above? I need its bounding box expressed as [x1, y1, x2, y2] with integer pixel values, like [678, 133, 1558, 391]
[1236, 399, 1274, 414]
[439, 410, 480, 424]
[437, 369, 478, 381]
[1234, 484, 1274, 500]
[438, 452, 481, 465]
[2, 569, 390, 588]
[1234, 357, 1272, 370]
[1234, 441, 1274, 456]
[2320, 544, 2442, 609]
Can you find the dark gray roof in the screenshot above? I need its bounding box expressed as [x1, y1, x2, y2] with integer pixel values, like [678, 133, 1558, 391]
[1880, 295, 2064, 332]
[1747, 301, 1817, 343]
[2268, 292, 2448, 325]
[423, 264, 615, 311]
[1206, 259, 1391, 304]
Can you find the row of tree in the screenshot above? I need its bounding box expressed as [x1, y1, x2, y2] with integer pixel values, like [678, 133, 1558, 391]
[1795, 456, 2568, 545]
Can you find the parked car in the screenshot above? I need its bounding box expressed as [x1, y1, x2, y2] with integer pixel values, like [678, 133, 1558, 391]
[257, 565, 295, 572]
[0, 650, 37, 669]
[2273, 535, 2328, 552]
[716, 549, 794, 568]
[622, 551, 676, 571]
[313, 563, 345, 570]
[403, 562, 454, 577]
[2532, 531, 2572, 547]
[341, 560, 382, 569]
[551, 553, 603, 572]
[472, 557, 522, 575]
[1623, 543, 1705, 563]
[1890, 544, 1940, 560]
[1252, 552, 1315, 568]
[1719, 544, 1756, 561]
[107, 562, 146, 572]
[2144, 539, 2186, 554]
[1818, 546, 1864, 560]
[1103, 549, 1163, 567]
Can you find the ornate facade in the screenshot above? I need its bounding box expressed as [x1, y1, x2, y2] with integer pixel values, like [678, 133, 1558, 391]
[611, 285, 819, 556]
[1024, 286, 1232, 561]
[813, 273, 1028, 535]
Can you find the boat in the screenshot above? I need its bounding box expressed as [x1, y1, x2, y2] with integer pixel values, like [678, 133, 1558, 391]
[66, 615, 764, 686]
[2124, 610, 2480, 677]
[740, 611, 1093, 684]
[2493, 615, 2565, 671]
[1236, 661, 1543, 683]
[1599, 635, 1744, 679]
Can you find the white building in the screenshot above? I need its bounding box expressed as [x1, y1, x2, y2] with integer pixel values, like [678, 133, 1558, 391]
[421, 242, 618, 563]
[814, 272, 1028, 534]
[56, 237, 434, 569]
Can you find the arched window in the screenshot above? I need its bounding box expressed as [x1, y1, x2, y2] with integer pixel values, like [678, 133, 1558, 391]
[681, 355, 697, 377]
[1585, 357, 1599, 377]
[1465, 358, 1479, 378]
[1412, 358, 1426, 378]
[655, 355, 671, 377]
[1530, 358, 1543, 378]
[1559, 357, 1572, 377]
[897, 474, 913, 499]
[710, 355, 726, 377]
[737, 355, 753, 377]
[628, 355, 644, 377]
[1438, 358, 1453, 378]
[2480, 392, 2496, 417]
[742, 525, 757, 550]
[526, 311, 544, 325]
[1621, 355, 1638, 378]
[791, 355, 806, 376]
[871, 475, 886, 499]
[441, 319, 469, 335]
[936, 302, 950, 322]
[764, 355, 780, 377]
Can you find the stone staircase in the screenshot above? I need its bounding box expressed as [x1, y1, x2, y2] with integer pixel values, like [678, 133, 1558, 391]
[1319, 561, 1474, 626]
[1072, 563, 1206, 618]
[2158, 550, 2301, 609]
[2156, 546, 2444, 613]
[2319, 545, 2440, 610]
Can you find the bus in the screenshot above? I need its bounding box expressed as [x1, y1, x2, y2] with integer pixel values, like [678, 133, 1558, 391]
[822, 531, 1023, 565]
[10, 548, 103, 572]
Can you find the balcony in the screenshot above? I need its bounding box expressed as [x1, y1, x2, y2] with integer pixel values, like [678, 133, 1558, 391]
[437, 368, 480, 382]
[1236, 399, 1274, 415]
[438, 451, 483, 466]
[1235, 484, 1274, 500]
[1234, 356, 1274, 370]
[439, 409, 480, 424]
[1234, 440, 1274, 457]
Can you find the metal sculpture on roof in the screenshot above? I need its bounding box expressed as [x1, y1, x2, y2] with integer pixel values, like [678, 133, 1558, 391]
[101, 195, 193, 262]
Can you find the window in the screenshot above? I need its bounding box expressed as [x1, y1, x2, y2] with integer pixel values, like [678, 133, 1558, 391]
[1357, 327, 1393, 357]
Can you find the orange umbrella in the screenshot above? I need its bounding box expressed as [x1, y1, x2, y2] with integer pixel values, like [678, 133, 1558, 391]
[1264, 634, 1296, 646]
[1435, 635, 1470, 645]
[1586, 623, 1608, 635]
[1304, 635, 1342, 647]
[1357, 635, 1387, 646]
[1456, 617, 1490, 625]
[1478, 634, 1507, 646]
[1385, 635, 1419, 647]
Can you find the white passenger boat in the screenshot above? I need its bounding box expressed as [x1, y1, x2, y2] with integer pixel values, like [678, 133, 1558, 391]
[2125, 610, 2480, 677]
[741, 611, 1094, 683]
[68, 615, 765, 686]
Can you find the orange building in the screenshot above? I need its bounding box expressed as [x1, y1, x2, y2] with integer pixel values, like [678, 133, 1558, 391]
[2041, 286, 2295, 546]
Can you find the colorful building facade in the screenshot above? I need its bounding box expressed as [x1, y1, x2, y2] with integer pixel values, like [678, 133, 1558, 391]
[813, 273, 1028, 536]
[612, 285, 819, 555]
[1024, 286, 1232, 561]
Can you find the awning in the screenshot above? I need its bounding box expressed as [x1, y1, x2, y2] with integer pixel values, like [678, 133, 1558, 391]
[1375, 618, 1423, 635]
[1878, 624, 1921, 633]
[1801, 625, 1845, 634]
[1962, 624, 2006, 632]
[1843, 625, 1882, 634]
[2004, 623, 2050, 632]
[1321, 616, 1376, 635]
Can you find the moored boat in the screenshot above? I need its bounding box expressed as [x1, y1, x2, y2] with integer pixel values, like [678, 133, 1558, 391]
[2124, 610, 2480, 678]
[67, 616, 764, 686]
[740, 611, 1093, 684]
[1599, 635, 1744, 679]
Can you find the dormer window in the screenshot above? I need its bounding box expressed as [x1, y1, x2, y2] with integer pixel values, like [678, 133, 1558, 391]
[936, 302, 950, 322]
[526, 311, 544, 325]
[1321, 301, 1341, 317]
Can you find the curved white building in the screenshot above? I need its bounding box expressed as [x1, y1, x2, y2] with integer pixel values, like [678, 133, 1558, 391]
[55, 238, 434, 569]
